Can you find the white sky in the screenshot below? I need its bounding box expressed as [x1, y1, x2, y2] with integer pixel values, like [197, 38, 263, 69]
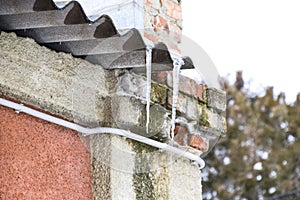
[182, 0, 300, 103]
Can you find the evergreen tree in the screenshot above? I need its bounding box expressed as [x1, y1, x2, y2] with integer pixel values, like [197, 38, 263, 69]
[202, 73, 300, 200]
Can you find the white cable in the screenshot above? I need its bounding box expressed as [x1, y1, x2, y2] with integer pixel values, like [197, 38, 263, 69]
[0, 97, 205, 169]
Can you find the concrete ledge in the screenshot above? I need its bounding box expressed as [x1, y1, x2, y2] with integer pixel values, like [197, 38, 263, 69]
[0, 32, 115, 127]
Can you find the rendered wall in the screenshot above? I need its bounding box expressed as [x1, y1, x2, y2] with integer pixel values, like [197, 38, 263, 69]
[0, 104, 92, 199]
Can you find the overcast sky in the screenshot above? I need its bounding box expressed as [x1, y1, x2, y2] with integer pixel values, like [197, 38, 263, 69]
[182, 0, 300, 103]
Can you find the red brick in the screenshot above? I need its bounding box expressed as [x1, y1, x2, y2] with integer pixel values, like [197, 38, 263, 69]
[144, 32, 160, 43]
[181, 79, 206, 102]
[152, 71, 168, 85]
[197, 85, 207, 102]
[153, 15, 169, 33]
[166, 42, 181, 54]
[166, 1, 182, 20]
[170, 10, 181, 20]
[167, 90, 187, 114]
[169, 22, 182, 43]
[170, 123, 180, 136]
[145, 0, 152, 6]
[166, 0, 182, 12]
[188, 135, 209, 152]
[171, 124, 189, 146]
[165, 72, 206, 102]
[170, 124, 210, 153]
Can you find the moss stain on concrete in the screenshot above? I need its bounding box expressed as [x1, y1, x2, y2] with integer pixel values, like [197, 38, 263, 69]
[198, 105, 210, 127]
[131, 142, 156, 200]
[150, 83, 167, 105]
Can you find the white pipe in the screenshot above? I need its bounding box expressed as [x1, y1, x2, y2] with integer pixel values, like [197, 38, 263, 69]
[0, 97, 205, 169]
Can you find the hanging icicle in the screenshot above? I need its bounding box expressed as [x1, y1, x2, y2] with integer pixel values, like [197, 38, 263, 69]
[145, 45, 153, 134]
[170, 57, 184, 140]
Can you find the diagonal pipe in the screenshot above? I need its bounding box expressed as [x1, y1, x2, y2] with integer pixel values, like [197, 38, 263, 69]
[0, 97, 205, 169]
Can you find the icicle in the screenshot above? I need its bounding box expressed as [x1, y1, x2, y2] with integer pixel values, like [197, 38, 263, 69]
[145, 45, 153, 134]
[170, 57, 184, 140]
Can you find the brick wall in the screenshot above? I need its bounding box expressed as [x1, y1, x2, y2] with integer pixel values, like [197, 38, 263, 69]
[144, 0, 182, 52]
[151, 71, 226, 153]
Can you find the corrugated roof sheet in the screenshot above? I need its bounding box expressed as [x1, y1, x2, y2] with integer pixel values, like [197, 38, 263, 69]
[0, 0, 194, 72]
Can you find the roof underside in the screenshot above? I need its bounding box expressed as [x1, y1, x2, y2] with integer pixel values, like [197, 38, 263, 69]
[0, 0, 194, 72]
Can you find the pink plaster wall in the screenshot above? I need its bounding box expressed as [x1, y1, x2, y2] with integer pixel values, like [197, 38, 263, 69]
[0, 103, 93, 199]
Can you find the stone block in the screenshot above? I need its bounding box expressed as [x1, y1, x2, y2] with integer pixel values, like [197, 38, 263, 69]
[206, 87, 226, 112]
[111, 95, 169, 139]
[0, 32, 114, 127]
[151, 83, 168, 105]
[205, 108, 227, 134]
[185, 98, 203, 120]
[115, 70, 168, 106]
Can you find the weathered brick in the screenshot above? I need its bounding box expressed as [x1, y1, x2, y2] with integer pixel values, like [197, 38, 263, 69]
[169, 22, 182, 43]
[166, 42, 181, 53]
[172, 123, 181, 135]
[185, 98, 203, 120]
[144, 4, 159, 17]
[151, 71, 167, 85]
[144, 32, 160, 43]
[152, 0, 162, 10]
[167, 10, 181, 21]
[167, 90, 204, 121]
[144, 0, 182, 53]
[165, 72, 206, 102]
[188, 135, 209, 152]
[166, 71, 173, 88]
[206, 87, 226, 112]
[181, 78, 206, 102]
[166, 0, 182, 20]
[153, 15, 169, 33]
[167, 90, 187, 114]
[205, 108, 227, 133]
[197, 85, 207, 103]
[145, 0, 153, 6]
[172, 124, 189, 146]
